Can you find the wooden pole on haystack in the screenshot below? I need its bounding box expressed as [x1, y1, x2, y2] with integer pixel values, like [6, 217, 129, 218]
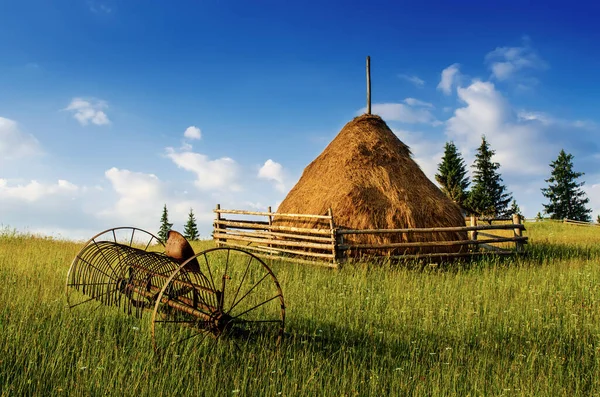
[366, 56, 371, 115]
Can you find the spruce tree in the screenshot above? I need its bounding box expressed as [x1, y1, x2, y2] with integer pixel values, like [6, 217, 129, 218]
[536, 212, 543, 221]
[507, 199, 522, 219]
[435, 141, 470, 208]
[467, 136, 513, 217]
[183, 208, 199, 241]
[597, 214, 600, 224]
[158, 204, 173, 242]
[541, 149, 591, 222]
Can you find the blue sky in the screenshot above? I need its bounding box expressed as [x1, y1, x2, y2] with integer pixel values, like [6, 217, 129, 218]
[2, 0, 600, 240]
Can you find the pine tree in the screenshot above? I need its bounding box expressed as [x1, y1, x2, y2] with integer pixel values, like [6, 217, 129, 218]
[435, 141, 470, 208]
[158, 204, 173, 242]
[541, 149, 591, 222]
[467, 136, 513, 217]
[536, 212, 543, 221]
[507, 199, 522, 219]
[183, 208, 199, 241]
[597, 214, 600, 224]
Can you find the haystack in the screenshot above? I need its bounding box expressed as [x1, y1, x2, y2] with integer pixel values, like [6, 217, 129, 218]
[275, 114, 467, 256]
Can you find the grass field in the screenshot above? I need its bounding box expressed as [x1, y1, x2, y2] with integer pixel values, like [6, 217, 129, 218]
[1, 221, 600, 396]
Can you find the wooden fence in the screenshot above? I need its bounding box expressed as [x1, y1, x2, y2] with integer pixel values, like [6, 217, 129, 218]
[213, 204, 337, 267]
[563, 218, 600, 227]
[213, 205, 527, 268]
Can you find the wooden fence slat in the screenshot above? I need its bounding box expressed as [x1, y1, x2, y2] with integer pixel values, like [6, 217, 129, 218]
[212, 232, 334, 250]
[239, 250, 338, 269]
[464, 217, 513, 222]
[564, 218, 600, 227]
[338, 236, 527, 251]
[477, 232, 505, 239]
[216, 228, 334, 243]
[253, 244, 335, 259]
[337, 223, 524, 235]
[215, 219, 332, 235]
[381, 251, 516, 260]
[478, 243, 511, 252]
[220, 240, 335, 260]
[215, 208, 332, 220]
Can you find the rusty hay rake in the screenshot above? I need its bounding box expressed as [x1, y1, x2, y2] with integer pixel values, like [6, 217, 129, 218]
[66, 227, 285, 354]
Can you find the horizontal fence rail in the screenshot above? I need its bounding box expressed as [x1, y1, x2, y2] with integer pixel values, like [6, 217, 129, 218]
[213, 206, 528, 268]
[563, 218, 600, 227]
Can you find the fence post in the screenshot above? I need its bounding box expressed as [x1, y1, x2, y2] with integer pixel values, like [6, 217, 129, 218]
[328, 208, 338, 268]
[267, 206, 273, 258]
[513, 213, 523, 253]
[214, 204, 222, 247]
[470, 215, 478, 251]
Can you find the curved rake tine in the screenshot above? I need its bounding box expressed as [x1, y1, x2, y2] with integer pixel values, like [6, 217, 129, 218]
[69, 287, 118, 309]
[76, 256, 117, 282]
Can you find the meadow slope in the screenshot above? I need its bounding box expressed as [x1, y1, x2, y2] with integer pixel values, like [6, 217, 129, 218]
[1, 222, 599, 396]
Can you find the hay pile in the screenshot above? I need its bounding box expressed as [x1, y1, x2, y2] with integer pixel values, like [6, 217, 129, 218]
[275, 114, 467, 256]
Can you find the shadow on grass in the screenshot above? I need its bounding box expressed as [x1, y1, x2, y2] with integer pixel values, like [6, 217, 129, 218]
[337, 241, 600, 274]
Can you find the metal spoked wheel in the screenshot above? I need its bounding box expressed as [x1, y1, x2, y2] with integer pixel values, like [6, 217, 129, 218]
[65, 227, 165, 312]
[151, 247, 285, 356]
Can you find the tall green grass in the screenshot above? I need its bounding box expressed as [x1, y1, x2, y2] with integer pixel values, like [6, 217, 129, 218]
[1, 222, 599, 396]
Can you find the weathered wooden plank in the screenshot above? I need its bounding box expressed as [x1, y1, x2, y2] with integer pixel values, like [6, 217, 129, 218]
[251, 251, 338, 269]
[215, 219, 332, 235]
[214, 228, 334, 243]
[477, 232, 505, 239]
[337, 224, 525, 235]
[338, 236, 528, 250]
[215, 208, 332, 220]
[478, 243, 511, 252]
[220, 240, 335, 260]
[379, 251, 516, 260]
[213, 232, 334, 250]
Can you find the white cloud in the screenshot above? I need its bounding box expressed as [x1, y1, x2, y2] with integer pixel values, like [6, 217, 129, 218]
[165, 147, 241, 191]
[517, 111, 596, 129]
[0, 117, 42, 160]
[403, 98, 433, 108]
[358, 103, 440, 125]
[258, 159, 285, 192]
[98, 167, 220, 235]
[0, 179, 78, 202]
[437, 63, 461, 95]
[98, 168, 165, 231]
[183, 126, 202, 140]
[398, 74, 425, 87]
[105, 168, 161, 202]
[446, 79, 555, 177]
[485, 39, 547, 81]
[65, 98, 110, 126]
